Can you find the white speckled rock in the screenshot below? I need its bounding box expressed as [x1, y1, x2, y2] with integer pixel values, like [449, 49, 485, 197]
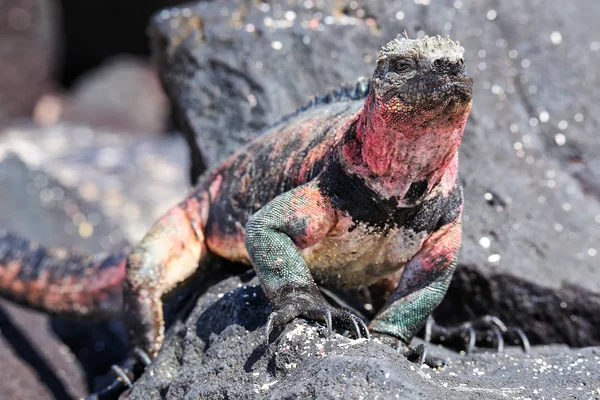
[128, 275, 600, 400]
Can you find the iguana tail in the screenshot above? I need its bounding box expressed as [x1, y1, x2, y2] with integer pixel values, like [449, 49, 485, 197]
[0, 231, 126, 319]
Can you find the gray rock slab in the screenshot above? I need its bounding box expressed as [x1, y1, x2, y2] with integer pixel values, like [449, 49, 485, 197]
[128, 275, 600, 400]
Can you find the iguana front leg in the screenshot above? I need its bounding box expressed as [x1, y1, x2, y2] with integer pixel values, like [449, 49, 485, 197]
[370, 216, 462, 344]
[245, 181, 369, 338]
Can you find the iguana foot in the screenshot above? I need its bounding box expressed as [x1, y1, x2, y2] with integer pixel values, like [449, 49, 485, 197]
[265, 301, 370, 342]
[372, 333, 447, 369]
[397, 343, 448, 369]
[85, 347, 152, 400]
[424, 315, 530, 354]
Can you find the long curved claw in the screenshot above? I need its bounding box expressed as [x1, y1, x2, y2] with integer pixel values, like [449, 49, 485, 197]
[425, 315, 529, 354]
[333, 309, 370, 339]
[487, 316, 508, 332]
[110, 365, 133, 387]
[324, 309, 333, 337]
[265, 312, 276, 344]
[133, 347, 152, 367]
[85, 347, 154, 400]
[493, 326, 504, 353]
[508, 327, 530, 353]
[84, 379, 128, 400]
[85, 363, 133, 400]
[349, 315, 362, 339]
[354, 316, 370, 340]
[471, 324, 504, 352]
[395, 341, 405, 354]
[424, 316, 434, 342]
[464, 325, 477, 354]
[471, 315, 507, 332]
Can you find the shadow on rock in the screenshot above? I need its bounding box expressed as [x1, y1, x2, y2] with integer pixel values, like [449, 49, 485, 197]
[193, 282, 271, 347]
[0, 304, 72, 399]
[436, 264, 600, 347]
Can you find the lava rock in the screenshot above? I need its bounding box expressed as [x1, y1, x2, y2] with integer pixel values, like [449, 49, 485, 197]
[127, 274, 600, 399]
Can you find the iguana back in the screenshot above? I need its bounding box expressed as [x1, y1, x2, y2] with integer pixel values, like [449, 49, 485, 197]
[204, 88, 368, 256]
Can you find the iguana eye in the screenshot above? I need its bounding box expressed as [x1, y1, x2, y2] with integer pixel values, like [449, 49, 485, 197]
[393, 59, 413, 73]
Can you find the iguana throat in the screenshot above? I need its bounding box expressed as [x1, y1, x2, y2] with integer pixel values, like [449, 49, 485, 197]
[340, 35, 472, 204]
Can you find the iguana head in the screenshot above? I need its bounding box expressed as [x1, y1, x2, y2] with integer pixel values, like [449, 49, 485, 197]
[370, 34, 472, 123]
[344, 34, 472, 202]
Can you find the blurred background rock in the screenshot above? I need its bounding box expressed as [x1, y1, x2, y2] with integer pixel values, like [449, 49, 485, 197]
[0, 0, 58, 129]
[0, 1, 189, 398]
[0, 0, 185, 134]
[0, 0, 192, 240]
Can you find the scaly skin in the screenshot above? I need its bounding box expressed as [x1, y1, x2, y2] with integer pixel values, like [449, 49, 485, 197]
[1, 35, 472, 369]
[0, 231, 126, 318]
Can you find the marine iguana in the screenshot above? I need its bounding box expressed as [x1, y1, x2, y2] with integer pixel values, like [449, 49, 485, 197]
[0, 34, 526, 396]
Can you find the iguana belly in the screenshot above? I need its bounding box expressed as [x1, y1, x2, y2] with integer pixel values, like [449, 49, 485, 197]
[300, 217, 429, 288]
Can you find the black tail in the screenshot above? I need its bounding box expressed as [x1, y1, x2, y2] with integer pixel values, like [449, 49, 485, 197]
[0, 231, 127, 319]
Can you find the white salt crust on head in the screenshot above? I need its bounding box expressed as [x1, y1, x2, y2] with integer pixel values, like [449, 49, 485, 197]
[378, 34, 465, 63]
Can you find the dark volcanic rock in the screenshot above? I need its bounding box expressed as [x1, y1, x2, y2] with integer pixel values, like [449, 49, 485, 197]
[127, 275, 600, 399]
[58, 0, 189, 87]
[152, 0, 600, 347]
[150, 0, 382, 181]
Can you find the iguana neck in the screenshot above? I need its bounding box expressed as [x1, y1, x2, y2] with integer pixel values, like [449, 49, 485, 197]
[339, 92, 471, 203]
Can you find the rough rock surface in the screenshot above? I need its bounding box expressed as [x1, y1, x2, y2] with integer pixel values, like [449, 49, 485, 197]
[152, 0, 600, 346]
[127, 275, 600, 400]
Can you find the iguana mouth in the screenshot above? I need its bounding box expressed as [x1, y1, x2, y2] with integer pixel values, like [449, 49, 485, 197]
[449, 77, 473, 89]
[383, 76, 473, 104]
[417, 76, 472, 97]
[441, 79, 473, 100]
